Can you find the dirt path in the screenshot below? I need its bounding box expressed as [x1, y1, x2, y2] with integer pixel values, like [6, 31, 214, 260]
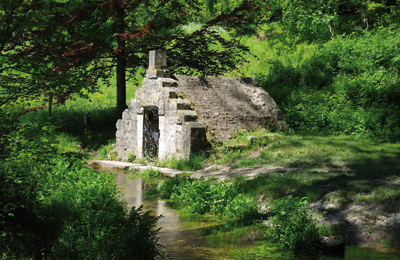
[190, 165, 299, 179]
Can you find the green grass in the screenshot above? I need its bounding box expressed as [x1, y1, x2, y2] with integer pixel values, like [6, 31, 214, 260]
[93, 140, 117, 160]
[156, 152, 207, 171]
[140, 167, 164, 178]
[226, 133, 400, 212]
[128, 124, 400, 215]
[2, 76, 140, 156]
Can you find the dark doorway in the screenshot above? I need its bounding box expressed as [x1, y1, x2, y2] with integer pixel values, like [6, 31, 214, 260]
[143, 108, 159, 159]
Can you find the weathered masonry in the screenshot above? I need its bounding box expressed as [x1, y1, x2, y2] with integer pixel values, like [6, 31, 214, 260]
[116, 51, 286, 160]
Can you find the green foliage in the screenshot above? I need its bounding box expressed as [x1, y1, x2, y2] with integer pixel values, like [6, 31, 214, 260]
[127, 151, 136, 162]
[267, 196, 323, 256]
[158, 152, 207, 171]
[159, 176, 194, 199]
[96, 141, 117, 160]
[13, 92, 123, 152]
[140, 167, 164, 178]
[376, 2, 400, 28]
[160, 177, 259, 219]
[1, 0, 267, 110]
[0, 111, 162, 259]
[269, 0, 339, 41]
[243, 24, 400, 142]
[0, 0, 101, 107]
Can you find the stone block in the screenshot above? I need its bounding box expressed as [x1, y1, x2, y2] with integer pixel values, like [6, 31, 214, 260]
[128, 99, 136, 112]
[174, 99, 192, 110]
[169, 91, 178, 98]
[159, 141, 167, 154]
[146, 69, 170, 79]
[177, 110, 198, 123]
[275, 120, 288, 131]
[162, 81, 177, 88]
[116, 119, 123, 130]
[149, 50, 167, 68]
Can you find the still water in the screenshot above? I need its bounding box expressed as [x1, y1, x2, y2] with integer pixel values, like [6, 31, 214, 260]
[114, 173, 258, 260]
[113, 172, 400, 260]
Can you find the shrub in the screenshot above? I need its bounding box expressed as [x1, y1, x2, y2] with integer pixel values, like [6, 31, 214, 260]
[267, 196, 323, 256]
[159, 176, 195, 199]
[128, 151, 136, 162]
[163, 177, 259, 219]
[140, 167, 164, 178]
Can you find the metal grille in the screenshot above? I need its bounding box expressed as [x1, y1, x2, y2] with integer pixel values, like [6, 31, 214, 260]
[143, 108, 159, 159]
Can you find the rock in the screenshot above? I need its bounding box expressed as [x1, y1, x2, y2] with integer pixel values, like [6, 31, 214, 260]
[271, 108, 283, 121]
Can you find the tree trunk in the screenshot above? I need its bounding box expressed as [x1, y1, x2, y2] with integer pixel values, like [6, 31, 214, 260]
[115, 2, 126, 112]
[328, 21, 334, 39]
[48, 93, 53, 118]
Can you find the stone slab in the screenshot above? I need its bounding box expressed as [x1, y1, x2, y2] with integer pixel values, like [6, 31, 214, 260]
[88, 160, 186, 177]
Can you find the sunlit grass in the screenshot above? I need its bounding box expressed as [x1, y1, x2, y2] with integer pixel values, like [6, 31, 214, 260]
[156, 152, 207, 171]
[7, 77, 141, 154]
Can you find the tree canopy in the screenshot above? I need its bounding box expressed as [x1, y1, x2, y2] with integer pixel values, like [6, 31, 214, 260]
[0, 0, 270, 110]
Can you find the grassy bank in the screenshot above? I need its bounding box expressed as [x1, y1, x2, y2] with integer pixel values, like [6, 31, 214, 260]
[140, 128, 400, 214]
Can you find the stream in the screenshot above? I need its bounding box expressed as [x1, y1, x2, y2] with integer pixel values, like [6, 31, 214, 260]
[103, 169, 400, 260]
[114, 173, 258, 260]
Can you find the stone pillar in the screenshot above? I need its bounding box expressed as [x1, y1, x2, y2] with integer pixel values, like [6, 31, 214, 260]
[146, 50, 170, 79]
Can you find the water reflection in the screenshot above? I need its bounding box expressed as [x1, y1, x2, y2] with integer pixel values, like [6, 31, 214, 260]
[114, 173, 256, 260]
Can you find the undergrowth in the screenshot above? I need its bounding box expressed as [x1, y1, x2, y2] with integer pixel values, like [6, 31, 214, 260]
[267, 196, 324, 257]
[158, 176, 260, 221]
[232, 23, 400, 142]
[0, 111, 162, 259]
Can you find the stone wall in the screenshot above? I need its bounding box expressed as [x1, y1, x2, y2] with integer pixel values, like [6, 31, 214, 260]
[175, 75, 286, 140]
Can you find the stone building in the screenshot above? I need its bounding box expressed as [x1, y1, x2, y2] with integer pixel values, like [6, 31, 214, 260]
[116, 51, 286, 160]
